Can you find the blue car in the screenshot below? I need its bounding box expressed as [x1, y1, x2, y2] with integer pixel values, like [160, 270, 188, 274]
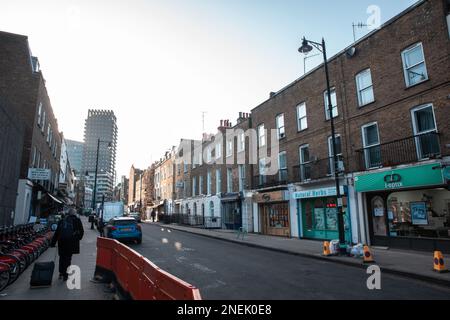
[104, 217, 142, 244]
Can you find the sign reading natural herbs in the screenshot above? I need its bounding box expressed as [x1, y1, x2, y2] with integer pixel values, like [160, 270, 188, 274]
[354, 163, 444, 192]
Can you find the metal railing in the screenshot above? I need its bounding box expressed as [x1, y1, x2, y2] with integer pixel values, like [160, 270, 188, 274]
[355, 132, 441, 171]
[253, 169, 288, 189]
[292, 155, 345, 183]
[161, 213, 222, 229]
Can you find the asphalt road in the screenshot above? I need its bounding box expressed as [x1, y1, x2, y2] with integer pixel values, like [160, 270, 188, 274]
[128, 223, 450, 300]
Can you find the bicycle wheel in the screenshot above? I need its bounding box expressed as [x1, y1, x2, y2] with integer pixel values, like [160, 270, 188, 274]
[0, 266, 10, 292]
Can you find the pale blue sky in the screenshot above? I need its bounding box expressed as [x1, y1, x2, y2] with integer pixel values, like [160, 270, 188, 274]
[1, 0, 418, 179]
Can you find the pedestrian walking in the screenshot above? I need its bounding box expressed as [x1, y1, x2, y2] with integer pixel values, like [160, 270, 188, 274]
[151, 209, 156, 222]
[50, 208, 84, 281]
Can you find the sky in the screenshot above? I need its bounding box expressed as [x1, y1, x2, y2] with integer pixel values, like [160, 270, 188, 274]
[1, 0, 417, 181]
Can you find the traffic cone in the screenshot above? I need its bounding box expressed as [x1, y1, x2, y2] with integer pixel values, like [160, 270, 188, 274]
[363, 245, 375, 263]
[323, 241, 332, 256]
[433, 251, 448, 273]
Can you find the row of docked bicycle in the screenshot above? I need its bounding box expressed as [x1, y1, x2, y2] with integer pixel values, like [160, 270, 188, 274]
[0, 224, 53, 292]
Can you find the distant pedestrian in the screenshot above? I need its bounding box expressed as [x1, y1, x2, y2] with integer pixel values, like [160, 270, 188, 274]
[51, 208, 84, 281]
[151, 210, 156, 222]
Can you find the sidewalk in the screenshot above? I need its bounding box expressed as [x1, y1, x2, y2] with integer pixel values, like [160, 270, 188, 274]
[0, 217, 111, 300]
[153, 222, 450, 288]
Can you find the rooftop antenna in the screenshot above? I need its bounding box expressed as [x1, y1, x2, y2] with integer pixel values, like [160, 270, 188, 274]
[352, 22, 368, 42]
[201, 111, 207, 133]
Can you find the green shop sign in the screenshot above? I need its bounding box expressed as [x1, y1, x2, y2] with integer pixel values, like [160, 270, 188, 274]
[354, 163, 444, 192]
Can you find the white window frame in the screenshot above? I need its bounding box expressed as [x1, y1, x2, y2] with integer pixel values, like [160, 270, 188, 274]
[41, 111, 46, 133]
[299, 144, 311, 181]
[207, 170, 212, 195]
[276, 114, 285, 139]
[411, 103, 438, 160]
[238, 132, 245, 152]
[192, 177, 197, 196]
[226, 139, 233, 157]
[257, 124, 266, 147]
[215, 142, 222, 160]
[238, 164, 245, 192]
[227, 168, 233, 193]
[215, 168, 221, 194]
[356, 68, 375, 107]
[361, 122, 381, 169]
[327, 134, 343, 174]
[324, 88, 338, 120]
[199, 176, 203, 195]
[37, 103, 42, 127]
[278, 151, 287, 181]
[401, 42, 429, 87]
[296, 102, 308, 131]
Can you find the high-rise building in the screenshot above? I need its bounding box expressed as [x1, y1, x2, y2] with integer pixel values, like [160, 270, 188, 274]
[82, 109, 117, 204]
[66, 139, 84, 177]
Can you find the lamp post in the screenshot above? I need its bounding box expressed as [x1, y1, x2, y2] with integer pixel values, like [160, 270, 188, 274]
[298, 37, 346, 253]
[91, 138, 112, 211]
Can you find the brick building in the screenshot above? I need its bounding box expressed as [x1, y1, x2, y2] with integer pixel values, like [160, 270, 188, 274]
[0, 31, 62, 225]
[128, 165, 142, 211]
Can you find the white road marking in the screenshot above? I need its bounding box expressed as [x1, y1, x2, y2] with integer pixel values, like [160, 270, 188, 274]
[191, 263, 216, 274]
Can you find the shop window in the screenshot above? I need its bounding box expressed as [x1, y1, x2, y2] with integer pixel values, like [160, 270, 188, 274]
[371, 196, 387, 236]
[325, 198, 338, 231]
[313, 199, 326, 230]
[411, 104, 439, 160]
[305, 201, 313, 230]
[387, 189, 450, 239]
[268, 203, 289, 228]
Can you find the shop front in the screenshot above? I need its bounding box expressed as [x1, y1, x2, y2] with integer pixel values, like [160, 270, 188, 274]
[221, 193, 242, 230]
[355, 162, 450, 253]
[254, 190, 290, 237]
[293, 186, 352, 242]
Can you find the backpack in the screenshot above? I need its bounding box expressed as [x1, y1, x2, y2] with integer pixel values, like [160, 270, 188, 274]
[60, 216, 75, 241]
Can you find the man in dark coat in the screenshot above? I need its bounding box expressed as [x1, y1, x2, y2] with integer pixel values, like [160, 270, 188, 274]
[51, 208, 84, 281]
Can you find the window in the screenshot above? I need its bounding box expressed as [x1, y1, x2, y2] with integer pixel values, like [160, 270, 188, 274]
[362, 123, 381, 169]
[327, 135, 343, 174]
[238, 165, 245, 192]
[41, 111, 46, 132]
[276, 114, 285, 139]
[356, 69, 375, 106]
[226, 139, 233, 157]
[207, 170, 212, 195]
[193, 203, 197, 215]
[411, 104, 439, 159]
[238, 132, 245, 152]
[215, 142, 222, 159]
[216, 169, 221, 194]
[199, 176, 203, 195]
[37, 103, 42, 127]
[299, 145, 311, 181]
[209, 201, 214, 216]
[227, 168, 233, 193]
[296, 102, 308, 131]
[258, 158, 267, 185]
[324, 88, 338, 120]
[402, 42, 428, 87]
[192, 177, 197, 196]
[32, 146, 37, 167]
[278, 152, 287, 182]
[47, 125, 51, 143]
[257, 124, 266, 147]
[183, 161, 188, 173]
[207, 147, 212, 163]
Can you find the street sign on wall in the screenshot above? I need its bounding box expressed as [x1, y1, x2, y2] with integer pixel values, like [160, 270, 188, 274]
[28, 168, 51, 181]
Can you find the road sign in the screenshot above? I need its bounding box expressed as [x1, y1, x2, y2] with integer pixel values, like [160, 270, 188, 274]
[28, 168, 51, 181]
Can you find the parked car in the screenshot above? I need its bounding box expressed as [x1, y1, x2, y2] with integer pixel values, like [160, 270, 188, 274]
[128, 212, 141, 223]
[104, 217, 142, 244]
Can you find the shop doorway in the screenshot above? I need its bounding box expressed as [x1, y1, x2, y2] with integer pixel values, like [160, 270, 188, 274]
[259, 202, 290, 237]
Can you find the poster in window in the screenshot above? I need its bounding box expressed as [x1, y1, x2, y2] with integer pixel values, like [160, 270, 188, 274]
[325, 208, 338, 230]
[411, 201, 428, 225]
[314, 208, 325, 230]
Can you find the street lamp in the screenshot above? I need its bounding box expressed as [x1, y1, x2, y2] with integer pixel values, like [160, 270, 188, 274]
[92, 139, 112, 211]
[298, 37, 347, 254]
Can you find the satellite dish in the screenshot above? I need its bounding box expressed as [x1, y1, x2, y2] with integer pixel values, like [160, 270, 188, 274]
[346, 47, 356, 58]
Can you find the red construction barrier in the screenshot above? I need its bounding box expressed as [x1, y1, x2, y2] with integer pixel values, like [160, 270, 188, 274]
[95, 237, 201, 300]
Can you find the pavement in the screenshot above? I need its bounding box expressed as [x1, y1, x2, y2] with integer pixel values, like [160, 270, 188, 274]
[0, 217, 112, 300]
[150, 221, 450, 288]
[129, 223, 450, 299]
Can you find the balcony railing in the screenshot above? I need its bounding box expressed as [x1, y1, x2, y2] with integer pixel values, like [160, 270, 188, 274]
[292, 155, 345, 184]
[161, 213, 221, 229]
[355, 132, 441, 171]
[253, 168, 288, 189]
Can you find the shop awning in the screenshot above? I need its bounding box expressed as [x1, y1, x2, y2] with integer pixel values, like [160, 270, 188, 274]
[47, 193, 64, 204]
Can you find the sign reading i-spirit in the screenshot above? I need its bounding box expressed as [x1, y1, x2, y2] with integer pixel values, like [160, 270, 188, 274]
[384, 173, 403, 189]
[28, 168, 51, 181]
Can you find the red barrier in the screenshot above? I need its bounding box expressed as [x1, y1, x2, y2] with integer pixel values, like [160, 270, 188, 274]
[95, 237, 201, 300]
